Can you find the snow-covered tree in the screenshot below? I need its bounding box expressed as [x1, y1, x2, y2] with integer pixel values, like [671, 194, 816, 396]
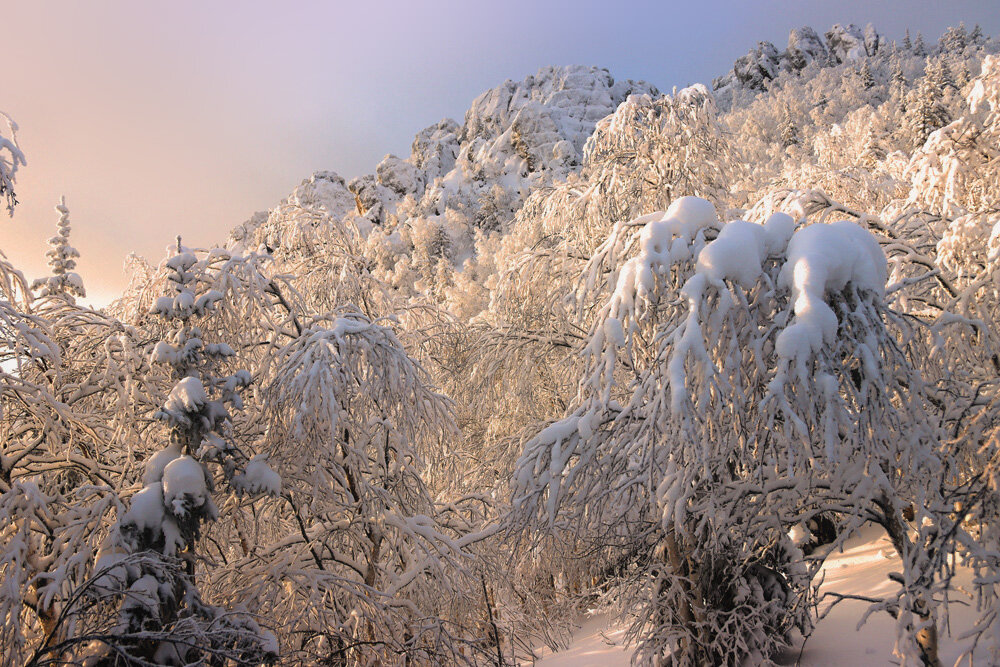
[0, 250, 154, 666]
[31, 197, 86, 303]
[779, 104, 800, 147]
[904, 63, 952, 147]
[82, 241, 278, 665]
[207, 308, 496, 665]
[0, 111, 25, 215]
[511, 194, 974, 665]
[907, 54, 1000, 216]
[859, 60, 876, 89]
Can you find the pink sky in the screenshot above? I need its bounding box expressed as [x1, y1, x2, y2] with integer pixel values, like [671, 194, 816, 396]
[2, 0, 997, 304]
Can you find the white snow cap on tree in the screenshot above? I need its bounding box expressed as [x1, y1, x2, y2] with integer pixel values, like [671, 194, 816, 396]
[774, 219, 886, 365]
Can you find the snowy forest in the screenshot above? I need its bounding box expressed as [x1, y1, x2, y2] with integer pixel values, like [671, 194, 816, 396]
[3, 21, 1000, 667]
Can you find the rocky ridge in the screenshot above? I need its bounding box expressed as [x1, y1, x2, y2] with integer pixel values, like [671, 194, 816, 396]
[713, 23, 882, 94]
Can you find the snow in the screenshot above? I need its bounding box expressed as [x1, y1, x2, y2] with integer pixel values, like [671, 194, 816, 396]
[165, 251, 197, 273]
[124, 574, 161, 618]
[161, 455, 209, 517]
[92, 547, 129, 591]
[825, 24, 868, 63]
[695, 213, 794, 288]
[775, 221, 887, 364]
[609, 197, 720, 311]
[786, 27, 828, 70]
[142, 443, 182, 484]
[531, 614, 628, 666]
[163, 376, 207, 414]
[713, 22, 881, 99]
[123, 483, 167, 534]
[233, 455, 281, 496]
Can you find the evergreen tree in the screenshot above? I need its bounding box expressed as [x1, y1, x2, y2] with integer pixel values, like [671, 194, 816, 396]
[939, 23, 969, 54]
[92, 240, 278, 665]
[890, 54, 908, 108]
[31, 197, 86, 303]
[914, 32, 927, 56]
[927, 56, 957, 92]
[956, 60, 972, 88]
[905, 60, 952, 147]
[859, 60, 875, 89]
[970, 23, 984, 46]
[903, 28, 913, 51]
[780, 104, 800, 147]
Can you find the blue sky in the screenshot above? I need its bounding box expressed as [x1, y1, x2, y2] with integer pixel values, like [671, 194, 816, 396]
[2, 0, 998, 301]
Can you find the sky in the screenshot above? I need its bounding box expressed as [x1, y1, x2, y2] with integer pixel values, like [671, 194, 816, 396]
[2, 0, 998, 304]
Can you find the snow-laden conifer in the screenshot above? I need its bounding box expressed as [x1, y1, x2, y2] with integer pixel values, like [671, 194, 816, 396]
[31, 197, 86, 302]
[89, 239, 278, 665]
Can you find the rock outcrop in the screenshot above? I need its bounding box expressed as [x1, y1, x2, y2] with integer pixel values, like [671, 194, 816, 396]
[714, 23, 881, 97]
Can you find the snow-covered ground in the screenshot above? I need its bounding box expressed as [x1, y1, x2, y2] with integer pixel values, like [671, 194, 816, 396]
[532, 527, 985, 666]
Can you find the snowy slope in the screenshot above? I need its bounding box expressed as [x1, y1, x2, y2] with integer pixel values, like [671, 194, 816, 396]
[533, 527, 986, 666]
[234, 66, 657, 248]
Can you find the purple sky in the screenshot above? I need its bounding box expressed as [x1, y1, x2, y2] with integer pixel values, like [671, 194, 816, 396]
[3, 0, 998, 303]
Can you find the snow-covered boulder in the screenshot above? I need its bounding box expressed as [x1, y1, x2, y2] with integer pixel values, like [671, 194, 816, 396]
[285, 171, 358, 220]
[461, 65, 656, 165]
[376, 154, 423, 197]
[732, 41, 782, 90]
[714, 23, 883, 100]
[863, 23, 881, 57]
[348, 173, 393, 224]
[786, 27, 828, 70]
[410, 119, 460, 179]
[825, 24, 868, 64]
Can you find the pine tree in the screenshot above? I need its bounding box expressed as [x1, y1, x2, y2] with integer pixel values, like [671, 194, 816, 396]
[914, 32, 927, 56]
[780, 104, 800, 147]
[970, 23, 984, 46]
[92, 240, 278, 665]
[891, 54, 907, 92]
[956, 60, 972, 88]
[928, 56, 957, 92]
[905, 63, 952, 147]
[859, 60, 875, 89]
[939, 23, 969, 54]
[903, 28, 912, 51]
[31, 196, 86, 302]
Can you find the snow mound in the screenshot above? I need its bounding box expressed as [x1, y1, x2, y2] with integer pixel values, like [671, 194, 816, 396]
[695, 213, 795, 287]
[163, 376, 207, 415]
[162, 455, 210, 518]
[233, 455, 281, 496]
[143, 444, 182, 485]
[775, 221, 887, 364]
